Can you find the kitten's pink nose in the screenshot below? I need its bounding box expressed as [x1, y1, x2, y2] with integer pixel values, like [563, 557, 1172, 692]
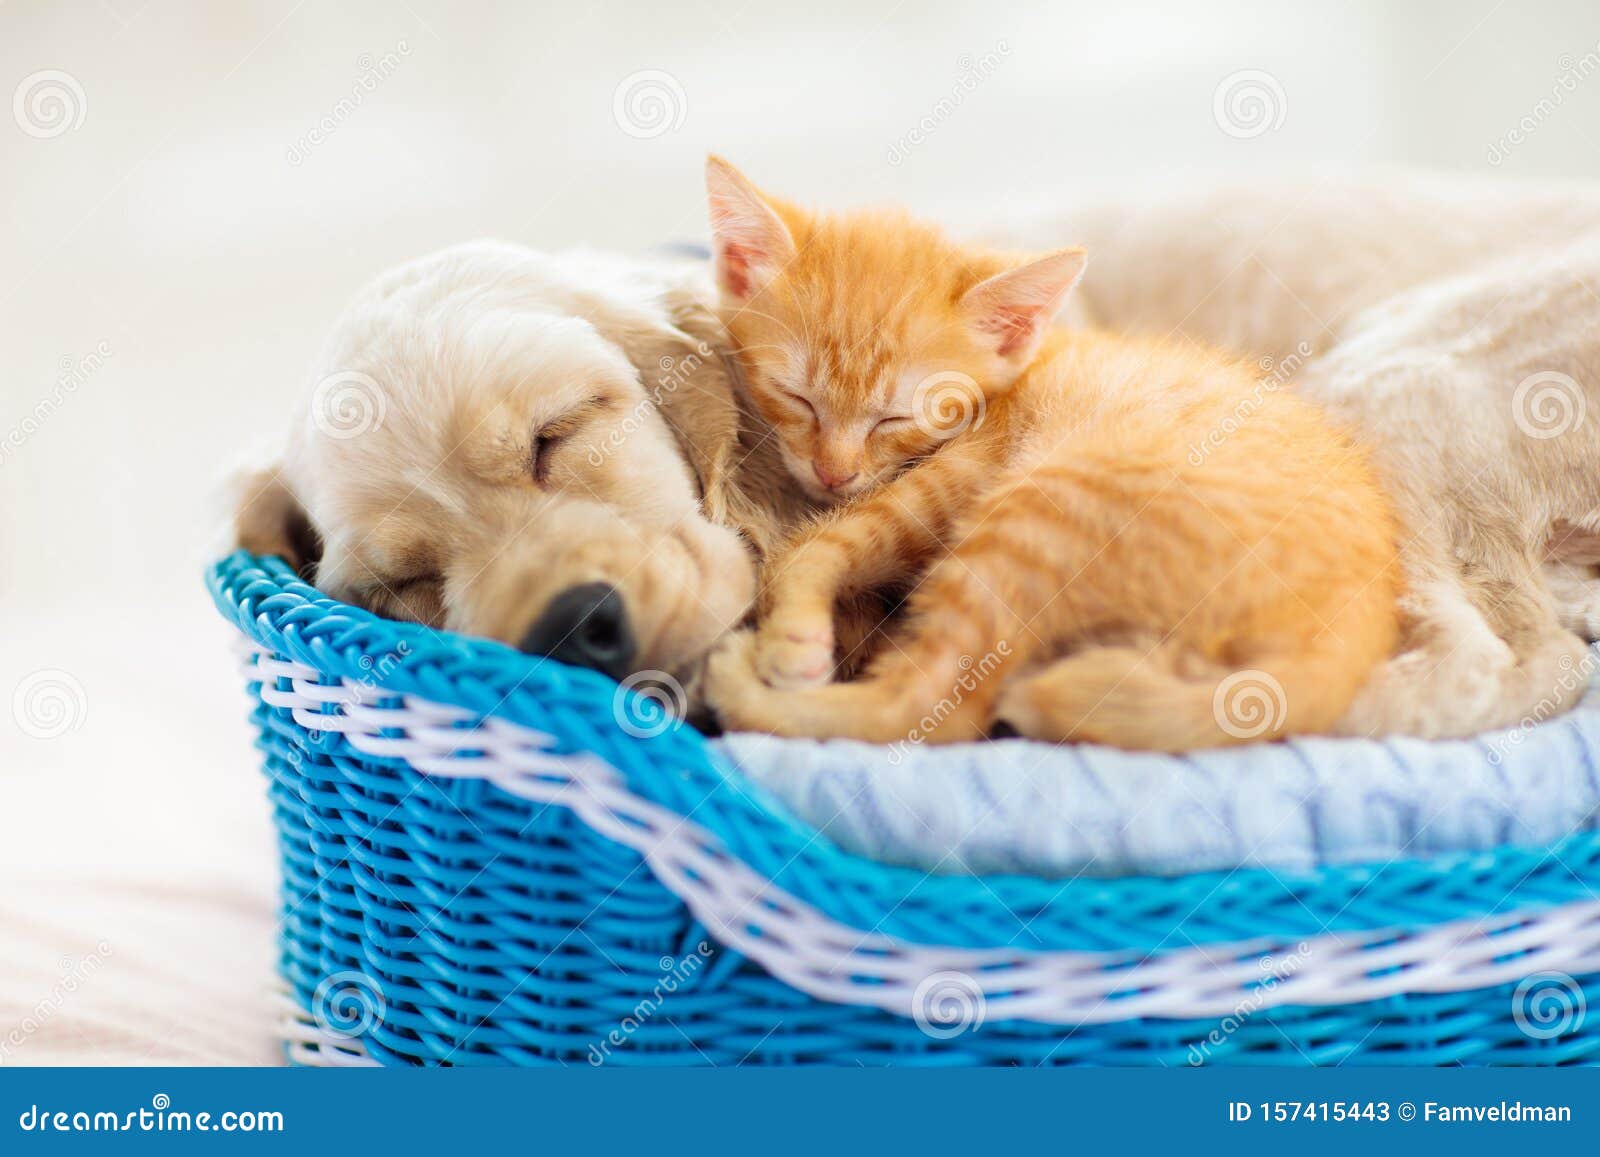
[812, 462, 859, 491]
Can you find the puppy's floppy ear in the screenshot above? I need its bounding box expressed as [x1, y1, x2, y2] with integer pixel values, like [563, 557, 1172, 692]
[705, 155, 796, 301]
[233, 467, 321, 579]
[960, 247, 1087, 364]
[652, 284, 744, 523]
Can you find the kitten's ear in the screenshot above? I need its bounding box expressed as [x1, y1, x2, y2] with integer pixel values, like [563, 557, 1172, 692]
[960, 248, 1087, 362]
[706, 155, 797, 301]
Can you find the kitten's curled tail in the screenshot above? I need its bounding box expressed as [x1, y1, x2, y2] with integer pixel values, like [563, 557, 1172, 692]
[992, 636, 1358, 752]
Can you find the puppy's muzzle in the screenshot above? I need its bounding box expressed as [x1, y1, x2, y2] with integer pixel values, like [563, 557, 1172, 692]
[519, 582, 638, 681]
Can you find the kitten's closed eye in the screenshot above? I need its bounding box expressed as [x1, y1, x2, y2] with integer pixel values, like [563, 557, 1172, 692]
[780, 389, 817, 419]
[871, 415, 915, 434]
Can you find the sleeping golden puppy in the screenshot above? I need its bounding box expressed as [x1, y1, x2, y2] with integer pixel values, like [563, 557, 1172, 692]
[235, 241, 810, 694]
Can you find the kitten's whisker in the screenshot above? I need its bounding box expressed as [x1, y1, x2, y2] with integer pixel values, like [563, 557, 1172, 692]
[730, 342, 799, 358]
[726, 305, 806, 348]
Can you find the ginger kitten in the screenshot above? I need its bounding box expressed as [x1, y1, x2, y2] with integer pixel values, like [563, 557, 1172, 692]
[702, 157, 1401, 750]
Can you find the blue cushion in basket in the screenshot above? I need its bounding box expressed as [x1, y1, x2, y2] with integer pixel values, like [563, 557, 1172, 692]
[720, 671, 1600, 879]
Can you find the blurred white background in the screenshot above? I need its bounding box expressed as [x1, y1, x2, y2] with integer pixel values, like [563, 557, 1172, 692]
[3, 0, 1600, 1062]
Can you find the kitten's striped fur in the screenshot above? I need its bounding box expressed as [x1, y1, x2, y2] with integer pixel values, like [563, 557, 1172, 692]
[703, 158, 1402, 749]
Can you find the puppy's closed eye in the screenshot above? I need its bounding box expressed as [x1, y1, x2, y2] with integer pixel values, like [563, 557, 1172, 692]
[356, 568, 446, 628]
[530, 394, 613, 486]
[389, 573, 445, 626]
[532, 428, 566, 485]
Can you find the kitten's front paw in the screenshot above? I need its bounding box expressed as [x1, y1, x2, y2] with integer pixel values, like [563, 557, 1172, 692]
[704, 629, 764, 728]
[754, 613, 836, 689]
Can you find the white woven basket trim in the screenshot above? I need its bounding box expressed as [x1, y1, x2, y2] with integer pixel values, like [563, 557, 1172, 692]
[274, 990, 378, 1068]
[255, 654, 319, 682]
[242, 643, 1600, 1026]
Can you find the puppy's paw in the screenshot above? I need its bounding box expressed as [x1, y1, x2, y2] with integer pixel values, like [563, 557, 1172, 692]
[1335, 638, 1513, 739]
[754, 611, 835, 689]
[1555, 580, 1600, 641]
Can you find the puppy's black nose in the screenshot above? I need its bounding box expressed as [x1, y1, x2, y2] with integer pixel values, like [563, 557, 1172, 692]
[519, 582, 637, 681]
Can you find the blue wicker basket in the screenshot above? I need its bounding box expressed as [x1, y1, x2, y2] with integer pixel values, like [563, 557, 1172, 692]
[209, 551, 1600, 1066]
